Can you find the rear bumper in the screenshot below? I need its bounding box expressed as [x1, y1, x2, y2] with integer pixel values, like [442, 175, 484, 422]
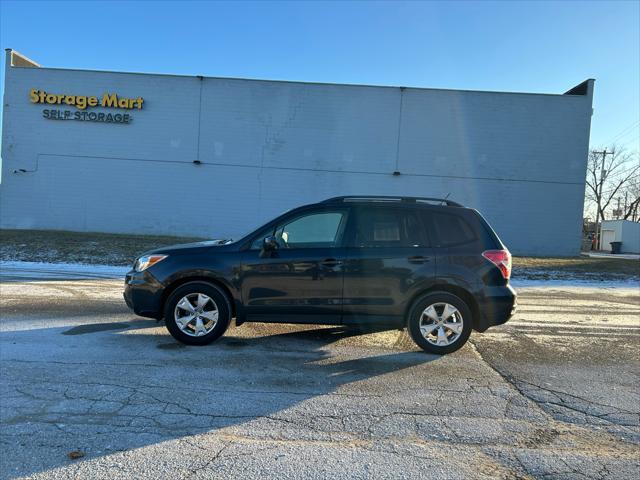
[123, 270, 165, 319]
[474, 284, 517, 332]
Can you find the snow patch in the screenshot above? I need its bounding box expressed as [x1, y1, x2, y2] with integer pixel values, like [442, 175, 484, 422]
[511, 277, 640, 290]
[0, 261, 129, 280]
[1, 261, 638, 292]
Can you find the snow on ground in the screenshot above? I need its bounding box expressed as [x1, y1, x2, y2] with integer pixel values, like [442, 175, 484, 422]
[1, 261, 638, 294]
[585, 252, 640, 260]
[0, 261, 129, 280]
[511, 277, 640, 290]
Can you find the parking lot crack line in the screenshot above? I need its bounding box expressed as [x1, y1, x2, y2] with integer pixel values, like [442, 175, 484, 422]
[182, 443, 229, 479]
[513, 378, 639, 416]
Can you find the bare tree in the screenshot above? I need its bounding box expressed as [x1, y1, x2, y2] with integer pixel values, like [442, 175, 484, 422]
[585, 147, 639, 223]
[622, 175, 640, 221]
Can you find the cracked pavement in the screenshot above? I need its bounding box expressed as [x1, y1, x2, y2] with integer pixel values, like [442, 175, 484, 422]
[0, 276, 638, 479]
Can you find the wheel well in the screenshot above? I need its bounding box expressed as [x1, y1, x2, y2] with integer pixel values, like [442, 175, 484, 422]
[405, 285, 480, 330]
[161, 277, 236, 318]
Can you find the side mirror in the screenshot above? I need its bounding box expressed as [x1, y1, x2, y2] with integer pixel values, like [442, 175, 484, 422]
[260, 236, 278, 257]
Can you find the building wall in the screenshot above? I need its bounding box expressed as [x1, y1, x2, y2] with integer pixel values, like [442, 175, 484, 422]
[621, 221, 640, 254]
[603, 220, 640, 254]
[0, 51, 594, 255]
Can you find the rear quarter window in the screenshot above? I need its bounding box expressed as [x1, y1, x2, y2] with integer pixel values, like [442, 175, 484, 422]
[431, 212, 477, 247]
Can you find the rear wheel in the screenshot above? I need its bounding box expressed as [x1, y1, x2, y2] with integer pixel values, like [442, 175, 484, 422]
[163, 282, 231, 346]
[407, 292, 472, 354]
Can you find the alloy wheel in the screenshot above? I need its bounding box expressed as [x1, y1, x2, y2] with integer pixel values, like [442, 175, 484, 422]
[419, 302, 464, 346]
[173, 293, 219, 337]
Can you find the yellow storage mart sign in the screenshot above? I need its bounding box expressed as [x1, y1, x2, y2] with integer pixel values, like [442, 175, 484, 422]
[29, 89, 144, 110]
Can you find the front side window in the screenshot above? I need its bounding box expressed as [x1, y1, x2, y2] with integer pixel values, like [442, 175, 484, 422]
[251, 211, 346, 249]
[276, 212, 345, 248]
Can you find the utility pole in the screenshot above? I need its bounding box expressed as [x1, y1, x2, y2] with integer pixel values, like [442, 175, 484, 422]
[591, 149, 615, 250]
[624, 192, 628, 218]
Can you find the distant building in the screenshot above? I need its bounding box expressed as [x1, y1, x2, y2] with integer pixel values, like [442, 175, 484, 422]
[1, 49, 594, 255]
[600, 220, 640, 254]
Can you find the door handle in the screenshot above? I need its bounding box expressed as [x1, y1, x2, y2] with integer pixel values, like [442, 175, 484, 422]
[408, 256, 429, 264]
[321, 258, 342, 267]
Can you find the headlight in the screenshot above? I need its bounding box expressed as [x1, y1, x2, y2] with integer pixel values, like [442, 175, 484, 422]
[135, 254, 168, 272]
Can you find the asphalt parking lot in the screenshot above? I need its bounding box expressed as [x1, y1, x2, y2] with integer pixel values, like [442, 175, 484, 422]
[0, 273, 638, 479]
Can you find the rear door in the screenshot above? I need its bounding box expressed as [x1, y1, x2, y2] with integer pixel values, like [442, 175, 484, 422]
[341, 205, 436, 326]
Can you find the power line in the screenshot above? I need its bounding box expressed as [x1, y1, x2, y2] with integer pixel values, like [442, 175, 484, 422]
[612, 129, 639, 145]
[601, 168, 640, 184]
[595, 172, 640, 200]
[604, 163, 640, 179]
[608, 123, 637, 143]
[605, 120, 640, 145]
[616, 135, 640, 150]
[599, 180, 640, 198]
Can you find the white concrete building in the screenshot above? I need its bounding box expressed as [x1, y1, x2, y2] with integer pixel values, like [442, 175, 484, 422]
[601, 220, 640, 254]
[1, 49, 594, 255]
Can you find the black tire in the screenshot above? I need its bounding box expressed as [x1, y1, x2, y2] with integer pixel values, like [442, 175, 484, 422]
[163, 282, 231, 346]
[407, 292, 472, 355]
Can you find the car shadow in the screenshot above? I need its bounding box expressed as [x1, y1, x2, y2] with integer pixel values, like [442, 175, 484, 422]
[0, 320, 439, 477]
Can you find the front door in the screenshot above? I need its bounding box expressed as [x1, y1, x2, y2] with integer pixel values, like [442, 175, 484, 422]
[342, 205, 436, 326]
[240, 208, 349, 324]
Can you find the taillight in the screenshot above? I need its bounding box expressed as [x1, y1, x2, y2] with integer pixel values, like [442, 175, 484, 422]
[482, 249, 512, 280]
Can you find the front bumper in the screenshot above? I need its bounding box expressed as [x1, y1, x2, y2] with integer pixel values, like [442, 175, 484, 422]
[474, 284, 517, 332]
[123, 269, 165, 319]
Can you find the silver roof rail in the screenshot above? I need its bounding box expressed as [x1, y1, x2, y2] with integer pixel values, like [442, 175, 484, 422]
[321, 196, 463, 207]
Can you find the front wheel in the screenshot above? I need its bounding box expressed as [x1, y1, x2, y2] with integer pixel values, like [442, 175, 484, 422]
[163, 282, 231, 346]
[407, 292, 472, 354]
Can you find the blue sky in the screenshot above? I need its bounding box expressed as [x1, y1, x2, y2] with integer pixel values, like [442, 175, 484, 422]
[1, 0, 638, 151]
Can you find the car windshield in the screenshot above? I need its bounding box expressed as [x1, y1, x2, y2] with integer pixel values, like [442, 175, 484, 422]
[215, 210, 290, 245]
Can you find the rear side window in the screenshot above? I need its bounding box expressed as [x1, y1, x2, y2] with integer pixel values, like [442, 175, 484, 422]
[352, 208, 425, 247]
[431, 212, 477, 247]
